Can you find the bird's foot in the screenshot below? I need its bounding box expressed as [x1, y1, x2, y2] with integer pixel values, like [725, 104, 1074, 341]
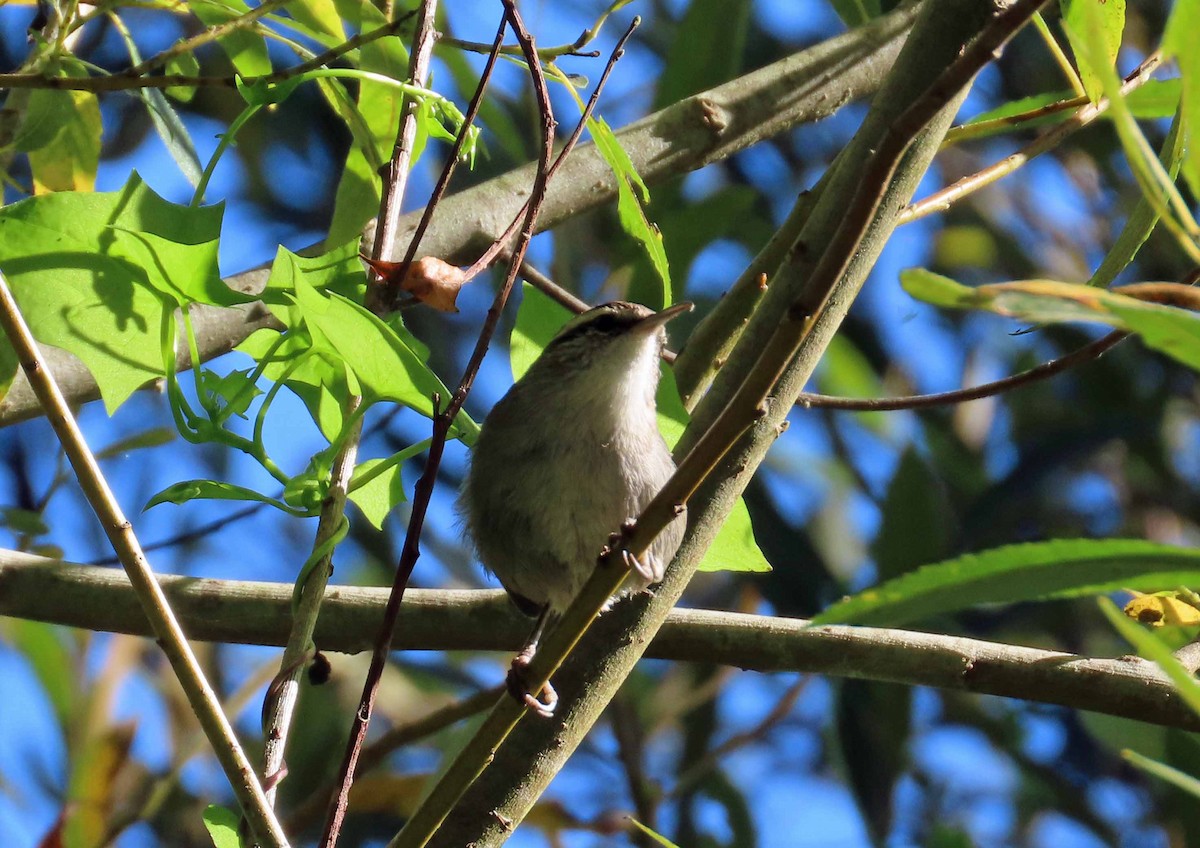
[602, 520, 665, 583]
[506, 651, 558, 718]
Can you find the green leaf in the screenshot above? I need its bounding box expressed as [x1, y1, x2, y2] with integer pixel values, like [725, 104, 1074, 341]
[2, 507, 49, 536]
[654, 0, 751, 109]
[200, 369, 262, 419]
[628, 819, 682, 848]
[201, 804, 243, 848]
[261, 241, 366, 325]
[816, 539, 1200, 626]
[1163, 0, 1200, 199]
[95, 427, 176, 459]
[1060, 0, 1126, 101]
[0, 174, 227, 411]
[699, 498, 771, 573]
[1124, 749, 1200, 799]
[25, 84, 101, 193]
[0, 620, 76, 728]
[824, 0, 878, 27]
[901, 271, 1200, 373]
[815, 334, 888, 433]
[284, 0, 345, 40]
[165, 52, 202, 103]
[191, 1, 272, 77]
[347, 440, 430, 530]
[146, 479, 302, 515]
[1099, 596, 1200, 715]
[511, 283, 573, 380]
[587, 116, 671, 304]
[872, 448, 952, 580]
[289, 281, 479, 442]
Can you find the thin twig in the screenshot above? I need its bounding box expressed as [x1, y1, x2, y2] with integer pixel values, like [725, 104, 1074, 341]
[796, 330, 1127, 411]
[519, 262, 1126, 413]
[86, 503, 266, 565]
[900, 52, 1161, 224]
[378, 4, 558, 845]
[459, 16, 640, 282]
[125, 0, 292, 78]
[0, 14, 419, 92]
[388, 4, 1049, 846]
[316, 0, 448, 844]
[0, 269, 289, 848]
[375, 16, 507, 312]
[362, 0, 442, 316]
[284, 688, 498, 834]
[260, 401, 362, 805]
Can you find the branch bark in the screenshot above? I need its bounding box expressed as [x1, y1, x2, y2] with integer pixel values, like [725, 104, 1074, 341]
[0, 552, 1194, 732]
[0, 4, 918, 428]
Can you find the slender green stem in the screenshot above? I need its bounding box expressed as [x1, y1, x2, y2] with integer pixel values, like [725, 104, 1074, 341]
[192, 104, 262, 208]
[1032, 11, 1085, 96]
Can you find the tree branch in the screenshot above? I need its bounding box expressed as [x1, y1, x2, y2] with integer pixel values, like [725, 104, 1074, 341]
[0, 552, 1194, 733]
[0, 4, 918, 428]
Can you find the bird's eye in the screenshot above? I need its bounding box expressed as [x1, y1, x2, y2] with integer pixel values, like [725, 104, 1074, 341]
[584, 314, 624, 336]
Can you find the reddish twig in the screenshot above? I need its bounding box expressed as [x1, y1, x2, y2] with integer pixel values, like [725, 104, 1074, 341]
[518, 262, 1126, 413]
[320, 3, 558, 843]
[460, 16, 641, 282]
[376, 16, 508, 312]
[317, 1, 442, 843]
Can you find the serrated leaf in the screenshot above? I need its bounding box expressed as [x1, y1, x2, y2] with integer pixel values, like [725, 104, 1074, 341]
[289, 282, 479, 442]
[201, 805, 242, 848]
[816, 539, 1200, 626]
[901, 271, 1200, 373]
[587, 116, 671, 303]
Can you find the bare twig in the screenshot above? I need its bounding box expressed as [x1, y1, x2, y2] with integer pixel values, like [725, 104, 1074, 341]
[285, 688, 498, 834]
[378, 4, 559, 845]
[459, 16, 640, 282]
[363, 0, 442, 315]
[796, 330, 1127, 411]
[260, 401, 362, 804]
[0, 270, 289, 847]
[394, 3, 1049, 845]
[900, 52, 1161, 224]
[319, 0, 443, 841]
[375, 16, 508, 312]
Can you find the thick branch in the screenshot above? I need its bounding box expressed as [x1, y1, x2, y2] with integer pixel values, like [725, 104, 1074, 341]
[0, 5, 917, 428]
[0, 552, 1193, 732]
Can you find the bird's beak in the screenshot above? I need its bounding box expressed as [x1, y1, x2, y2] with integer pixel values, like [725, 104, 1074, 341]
[636, 301, 694, 332]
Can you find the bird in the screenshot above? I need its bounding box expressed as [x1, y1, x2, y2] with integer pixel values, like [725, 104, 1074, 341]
[461, 300, 692, 714]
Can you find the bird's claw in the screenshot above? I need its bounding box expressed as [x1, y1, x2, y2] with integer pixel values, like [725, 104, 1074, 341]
[602, 520, 664, 583]
[506, 653, 558, 718]
[622, 548, 665, 583]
